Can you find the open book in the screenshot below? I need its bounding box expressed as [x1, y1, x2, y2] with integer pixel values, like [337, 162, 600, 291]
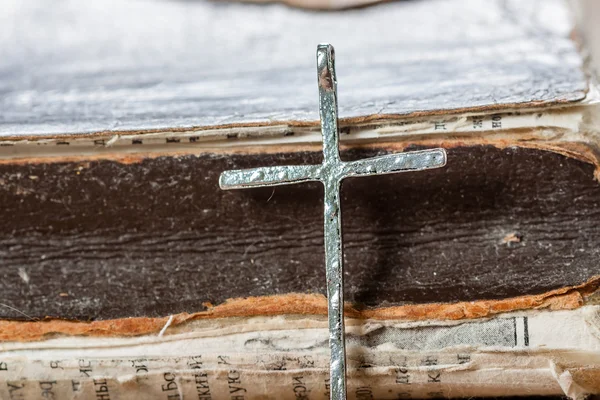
[0, 0, 599, 398]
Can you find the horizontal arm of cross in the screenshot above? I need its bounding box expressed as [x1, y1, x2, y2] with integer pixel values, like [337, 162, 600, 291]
[342, 148, 446, 179]
[219, 164, 321, 190]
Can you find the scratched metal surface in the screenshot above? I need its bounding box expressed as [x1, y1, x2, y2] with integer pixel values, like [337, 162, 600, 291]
[0, 0, 587, 137]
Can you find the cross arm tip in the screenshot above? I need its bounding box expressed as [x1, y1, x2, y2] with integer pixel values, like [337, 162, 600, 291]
[430, 148, 447, 167]
[411, 148, 447, 168]
[408, 147, 447, 169]
[218, 170, 238, 190]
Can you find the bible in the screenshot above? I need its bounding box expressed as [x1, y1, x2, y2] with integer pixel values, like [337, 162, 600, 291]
[0, 0, 599, 398]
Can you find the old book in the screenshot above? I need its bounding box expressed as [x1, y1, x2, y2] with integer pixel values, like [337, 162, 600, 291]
[1, 0, 599, 398]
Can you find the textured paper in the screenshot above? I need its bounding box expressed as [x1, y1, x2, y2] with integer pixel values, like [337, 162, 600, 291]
[0, 307, 599, 399]
[0, 107, 590, 161]
[0, 0, 587, 138]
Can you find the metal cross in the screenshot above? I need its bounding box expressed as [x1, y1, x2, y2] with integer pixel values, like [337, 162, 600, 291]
[219, 43, 447, 400]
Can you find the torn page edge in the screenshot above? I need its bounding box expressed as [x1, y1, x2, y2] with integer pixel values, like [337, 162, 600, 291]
[0, 306, 598, 398]
[0, 106, 591, 156]
[0, 275, 597, 342]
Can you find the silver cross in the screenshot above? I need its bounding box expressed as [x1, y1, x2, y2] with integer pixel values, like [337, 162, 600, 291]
[219, 43, 447, 400]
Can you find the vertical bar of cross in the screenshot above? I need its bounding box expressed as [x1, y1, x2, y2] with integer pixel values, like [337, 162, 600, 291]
[317, 43, 347, 400]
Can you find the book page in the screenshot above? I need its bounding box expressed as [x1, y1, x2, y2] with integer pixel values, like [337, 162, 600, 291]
[1, 307, 599, 399]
